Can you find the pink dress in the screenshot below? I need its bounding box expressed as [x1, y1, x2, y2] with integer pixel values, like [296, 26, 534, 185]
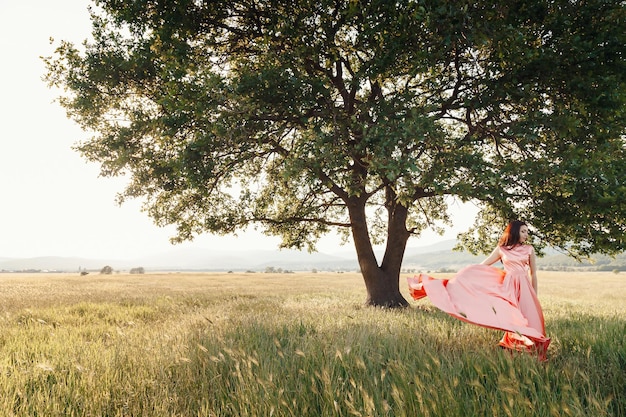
[407, 245, 550, 361]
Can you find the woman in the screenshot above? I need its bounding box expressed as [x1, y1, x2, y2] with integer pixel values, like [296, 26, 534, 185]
[407, 221, 550, 361]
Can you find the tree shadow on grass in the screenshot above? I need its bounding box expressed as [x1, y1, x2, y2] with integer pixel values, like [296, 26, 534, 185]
[167, 304, 625, 417]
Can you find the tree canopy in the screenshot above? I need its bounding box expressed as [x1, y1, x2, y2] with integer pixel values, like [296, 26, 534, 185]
[45, 0, 626, 306]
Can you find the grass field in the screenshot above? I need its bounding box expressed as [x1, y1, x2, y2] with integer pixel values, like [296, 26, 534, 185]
[0, 270, 623, 416]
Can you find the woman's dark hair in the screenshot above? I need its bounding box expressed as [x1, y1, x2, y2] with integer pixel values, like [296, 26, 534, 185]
[498, 220, 527, 247]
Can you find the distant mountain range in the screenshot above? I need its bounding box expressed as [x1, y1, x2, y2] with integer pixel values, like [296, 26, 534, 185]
[0, 240, 455, 272]
[1, 240, 624, 273]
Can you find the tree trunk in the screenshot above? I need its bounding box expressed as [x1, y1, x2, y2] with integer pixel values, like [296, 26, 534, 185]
[347, 194, 410, 308]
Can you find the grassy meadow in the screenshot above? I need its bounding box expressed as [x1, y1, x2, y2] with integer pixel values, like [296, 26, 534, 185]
[0, 270, 623, 417]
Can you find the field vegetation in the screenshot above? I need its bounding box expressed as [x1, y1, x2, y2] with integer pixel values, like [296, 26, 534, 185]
[0, 271, 623, 416]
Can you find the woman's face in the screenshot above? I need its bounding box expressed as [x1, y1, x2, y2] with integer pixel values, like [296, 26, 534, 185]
[519, 225, 529, 243]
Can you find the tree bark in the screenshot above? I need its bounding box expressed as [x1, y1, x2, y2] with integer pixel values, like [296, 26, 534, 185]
[347, 194, 410, 308]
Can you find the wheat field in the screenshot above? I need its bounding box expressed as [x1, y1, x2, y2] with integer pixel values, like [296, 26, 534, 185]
[0, 270, 623, 416]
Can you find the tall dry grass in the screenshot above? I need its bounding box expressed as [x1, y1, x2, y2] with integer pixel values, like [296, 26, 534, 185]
[0, 271, 623, 416]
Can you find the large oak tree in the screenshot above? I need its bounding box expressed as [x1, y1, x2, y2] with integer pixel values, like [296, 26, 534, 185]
[46, 0, 625, 307]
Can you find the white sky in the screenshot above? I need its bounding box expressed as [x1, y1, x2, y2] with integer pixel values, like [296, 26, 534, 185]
[0, 0, 477, 260]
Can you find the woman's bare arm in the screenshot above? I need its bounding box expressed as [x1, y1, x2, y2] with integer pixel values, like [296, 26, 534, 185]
[529, 247, 538, 293]
[481, 247, 501, 266]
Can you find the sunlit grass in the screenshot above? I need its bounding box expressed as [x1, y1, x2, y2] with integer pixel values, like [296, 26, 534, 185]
[0, 271, 623, 416]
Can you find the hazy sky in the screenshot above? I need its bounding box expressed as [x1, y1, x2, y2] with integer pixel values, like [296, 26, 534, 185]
[0, 1, 477, 260]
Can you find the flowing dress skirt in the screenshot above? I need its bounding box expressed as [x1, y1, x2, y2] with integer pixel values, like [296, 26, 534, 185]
[407, 264, 550, 361]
